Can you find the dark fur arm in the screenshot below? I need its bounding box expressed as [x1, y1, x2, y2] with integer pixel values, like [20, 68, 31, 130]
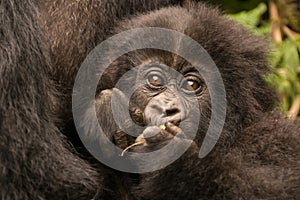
[0, 1, 102, 199]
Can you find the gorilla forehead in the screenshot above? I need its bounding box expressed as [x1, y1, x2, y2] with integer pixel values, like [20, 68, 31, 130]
[115, 3, 269, 73]
[128, 50, 193, 73]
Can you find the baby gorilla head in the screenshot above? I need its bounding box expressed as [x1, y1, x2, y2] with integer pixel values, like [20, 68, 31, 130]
[84, 2, 276, 157]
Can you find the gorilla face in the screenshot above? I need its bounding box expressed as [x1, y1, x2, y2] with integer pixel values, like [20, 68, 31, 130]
[131, 62, 205, 127]
[130, 61, 207, 151]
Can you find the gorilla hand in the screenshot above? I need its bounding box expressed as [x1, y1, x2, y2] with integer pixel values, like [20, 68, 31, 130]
[131, 122, 191, 153]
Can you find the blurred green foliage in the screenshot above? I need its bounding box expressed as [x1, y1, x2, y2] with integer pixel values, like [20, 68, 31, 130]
[204, 0, 300, 117]
[206, 0, 268, 13]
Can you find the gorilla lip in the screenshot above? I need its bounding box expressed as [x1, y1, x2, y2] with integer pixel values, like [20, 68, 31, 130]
[145, 113, 182, 127]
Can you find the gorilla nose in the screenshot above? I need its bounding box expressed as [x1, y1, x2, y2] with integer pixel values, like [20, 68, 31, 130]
[162, 107, 182, 126]
[164, 107, 180, 117]
[146, 104, 183, 126]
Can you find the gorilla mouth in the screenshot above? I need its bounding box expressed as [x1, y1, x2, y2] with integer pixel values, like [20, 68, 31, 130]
[165, 118, 181, 127]
[145, 113, 182, 127]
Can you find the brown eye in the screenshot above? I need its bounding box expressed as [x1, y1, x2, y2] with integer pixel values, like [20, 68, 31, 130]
[182, 79, 201, 92]
[147, 74, 164, 87]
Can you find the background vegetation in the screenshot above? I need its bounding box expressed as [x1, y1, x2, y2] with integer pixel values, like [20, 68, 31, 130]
[198, 0, 300, 118]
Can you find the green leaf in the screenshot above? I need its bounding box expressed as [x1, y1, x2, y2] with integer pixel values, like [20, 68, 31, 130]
[255, 22, 271, 35]
[228, 3, 267, 31]
[282, 39, 300, 74]
[269, 43, 283, 67]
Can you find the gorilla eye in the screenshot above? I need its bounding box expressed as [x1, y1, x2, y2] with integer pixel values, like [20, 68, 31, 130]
[147, 74, 164, 88]
[181, 78, 202, 93]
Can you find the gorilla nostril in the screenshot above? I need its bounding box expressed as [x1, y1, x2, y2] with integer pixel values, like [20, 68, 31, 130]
[165, 108, 180, 116]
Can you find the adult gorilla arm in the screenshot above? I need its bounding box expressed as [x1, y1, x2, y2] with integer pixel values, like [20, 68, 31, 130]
[0, 0, 101, 199]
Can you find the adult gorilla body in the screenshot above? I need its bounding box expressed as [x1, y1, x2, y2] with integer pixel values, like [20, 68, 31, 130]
[0, 0, 100, 198]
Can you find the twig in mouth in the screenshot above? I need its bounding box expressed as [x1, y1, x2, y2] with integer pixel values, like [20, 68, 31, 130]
[120, 141, 145, 156]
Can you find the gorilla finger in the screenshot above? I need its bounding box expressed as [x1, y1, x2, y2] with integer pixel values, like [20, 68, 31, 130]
[165, 122, 185, 138]
[138, 126, 173, 143]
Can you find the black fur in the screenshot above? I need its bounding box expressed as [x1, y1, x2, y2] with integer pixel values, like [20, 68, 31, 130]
[94, 3, 300, 199]
[1, 1, 299, 199]
[0, 0, 102, 199]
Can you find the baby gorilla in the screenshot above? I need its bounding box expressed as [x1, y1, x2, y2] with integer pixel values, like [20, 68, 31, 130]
[81, 3, 300, 200]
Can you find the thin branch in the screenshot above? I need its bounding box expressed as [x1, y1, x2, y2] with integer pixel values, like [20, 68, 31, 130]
[183, 0, 192, 10]
[288, 95, 300, 119]
[270, 0, 282, 43]
[282, 25, 298, 39]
